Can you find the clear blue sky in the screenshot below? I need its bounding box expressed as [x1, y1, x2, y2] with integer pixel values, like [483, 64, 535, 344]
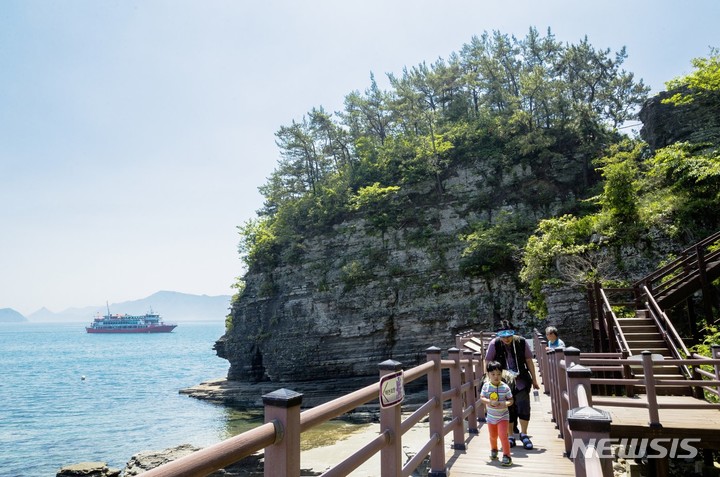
[1, 0, 718, 316]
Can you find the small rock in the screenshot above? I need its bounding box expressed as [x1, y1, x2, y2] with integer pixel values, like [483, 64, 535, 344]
[56, 461, 120, 477]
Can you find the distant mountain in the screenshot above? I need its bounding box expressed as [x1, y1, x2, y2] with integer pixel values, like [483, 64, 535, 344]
[26, 291, 232, 323]
[0, 308, 27, 322]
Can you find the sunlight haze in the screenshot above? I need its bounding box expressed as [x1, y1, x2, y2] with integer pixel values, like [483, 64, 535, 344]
[1, 0, 718, 316]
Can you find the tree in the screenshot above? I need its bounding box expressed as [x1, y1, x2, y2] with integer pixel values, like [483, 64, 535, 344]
[664, 48, 720, 105]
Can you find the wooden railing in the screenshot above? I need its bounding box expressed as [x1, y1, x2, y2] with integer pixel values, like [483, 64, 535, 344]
[141, 345, 489, 477]
[532, 337, 720, 477]
[587, 283, 633, 355]
[589, 229, 720, 355]
[633, 229, 720, 308]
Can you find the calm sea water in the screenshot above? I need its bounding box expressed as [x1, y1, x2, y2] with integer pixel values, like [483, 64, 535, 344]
[0, 321, 261, 477]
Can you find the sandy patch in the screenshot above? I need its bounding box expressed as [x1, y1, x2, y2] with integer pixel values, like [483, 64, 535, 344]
[301, 419, 431, 476]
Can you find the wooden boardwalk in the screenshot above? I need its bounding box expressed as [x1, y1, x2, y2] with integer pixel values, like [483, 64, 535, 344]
[594, 395, 720, 447]
[448, 387, 575, 476]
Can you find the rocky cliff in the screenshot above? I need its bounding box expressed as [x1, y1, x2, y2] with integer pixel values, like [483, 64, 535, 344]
[639, 88, 720, 150]
[200, 85, 717, 409]
[204, 154, 597, 407]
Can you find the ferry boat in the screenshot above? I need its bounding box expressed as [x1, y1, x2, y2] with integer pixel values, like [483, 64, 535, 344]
[86, 306, 177, 334]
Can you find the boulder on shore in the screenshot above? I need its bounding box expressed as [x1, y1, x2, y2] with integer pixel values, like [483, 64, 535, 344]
[56, 462, 120, 477]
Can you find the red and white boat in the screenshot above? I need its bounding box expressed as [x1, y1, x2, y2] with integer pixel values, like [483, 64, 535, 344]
[86, 307, 177, 333]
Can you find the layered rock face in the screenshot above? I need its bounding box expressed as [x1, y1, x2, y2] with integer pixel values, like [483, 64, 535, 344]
[639, 88, 720, 150]
[210, 86, 715, 407]
[212, 158, 595, 406]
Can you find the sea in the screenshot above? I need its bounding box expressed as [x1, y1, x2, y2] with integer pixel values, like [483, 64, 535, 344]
[0, 321, 264, 477]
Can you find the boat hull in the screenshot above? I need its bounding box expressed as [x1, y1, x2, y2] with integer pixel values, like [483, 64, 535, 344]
[86, 325, 177, 334]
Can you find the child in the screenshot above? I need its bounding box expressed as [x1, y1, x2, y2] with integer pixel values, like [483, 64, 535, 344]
[480, 360, 514, 466]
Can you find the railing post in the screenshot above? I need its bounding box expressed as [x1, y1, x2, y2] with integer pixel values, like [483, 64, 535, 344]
[448, 347, 466, 450]
[263, 388, 302, 477]
[474, 351, 487, 423]
[559, 347, 579, 441]
[379, 360, 403, 477]
[640, 351, 661, 428]
[549, 348, 562, 426]
[426, 346, 447, 477]
[713, 345, 720, 398]
[567, 403, 613, 477]
[464, 350, 479, 434]
[566, 363, 593, 409]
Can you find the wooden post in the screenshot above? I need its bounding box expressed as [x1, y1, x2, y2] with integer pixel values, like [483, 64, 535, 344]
[559, 347, 580, 442]
[567, 404, 613, 477]
[448, 347, 466, 449]
[475, 351, 487, 423]
[379, 360, 403, 477]
[464, 350, 479, 434]
[711, 345, 720, 397]
[426, 347, 447, 477]
[641, 351, 661, 428]
[550, 348, 563, 427]
[263, 388, 303, 477]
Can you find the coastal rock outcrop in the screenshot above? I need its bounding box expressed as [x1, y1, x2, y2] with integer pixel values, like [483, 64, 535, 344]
[210, 155, 597, 406]
[639, 87, 720, 150]
[56, 462, 120, 477]
[203, 84, 716, 408]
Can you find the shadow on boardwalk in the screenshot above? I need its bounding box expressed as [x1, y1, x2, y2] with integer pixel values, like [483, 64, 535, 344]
[448, 387, 575, 476]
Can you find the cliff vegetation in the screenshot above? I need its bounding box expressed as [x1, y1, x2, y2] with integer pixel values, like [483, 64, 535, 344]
[215, 31, 719, 405]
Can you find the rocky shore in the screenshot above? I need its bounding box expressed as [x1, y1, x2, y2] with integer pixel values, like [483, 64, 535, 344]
[55, 418, 432, 477]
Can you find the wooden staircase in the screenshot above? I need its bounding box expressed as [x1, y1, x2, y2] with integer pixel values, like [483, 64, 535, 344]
[589, 229, 720, 396]
[616, 311, 692, 395]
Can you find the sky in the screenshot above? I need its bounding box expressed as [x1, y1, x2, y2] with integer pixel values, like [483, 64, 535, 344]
[1, 1, 718, 316]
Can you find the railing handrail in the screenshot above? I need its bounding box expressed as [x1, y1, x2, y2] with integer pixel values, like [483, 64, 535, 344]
[141, 346, 490, 477]
[642, 285, 691, 358]
[634, 229, 720, 296]
[598, 287, 631, 354]
[547, 345, 720, 477]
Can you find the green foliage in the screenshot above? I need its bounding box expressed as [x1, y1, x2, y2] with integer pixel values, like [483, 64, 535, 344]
[663, 48, 720, 105]
[594, 140, 644, 241]
[459, 211, 530, 277]
[237, 27, 650, 290]
[519, 215, 597, 316]
[340, 260, 371, 290]
[689, 323, 720, 402]
[237, 218, 280, 270]
[646, 142, 720, 231]
[349, 183, 402, 233]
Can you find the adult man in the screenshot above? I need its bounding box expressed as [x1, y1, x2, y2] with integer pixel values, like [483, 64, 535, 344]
[484, 320, 540, 450]
[545, 325, 566, 349]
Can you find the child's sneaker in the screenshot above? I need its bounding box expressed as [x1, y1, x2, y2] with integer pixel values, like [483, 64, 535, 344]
[501, 455, 512, 467]
[490, 449, 498, 460]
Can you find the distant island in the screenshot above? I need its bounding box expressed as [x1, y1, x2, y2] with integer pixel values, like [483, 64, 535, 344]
[1, 291, 232, 323]
[0, 308, 27, 323]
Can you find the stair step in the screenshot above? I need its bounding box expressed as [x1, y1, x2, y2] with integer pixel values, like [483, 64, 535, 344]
[626, 340, 666, 348]
[632, 365, 684, 374]
[622, 326, 659, 334]
[629, 348, 672, 356]
[617, 318, 655, 325]
[634, 385, 694, 396]
[624, 332, 663, 340]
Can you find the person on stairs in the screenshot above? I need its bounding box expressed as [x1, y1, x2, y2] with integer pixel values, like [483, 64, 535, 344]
[545, 326, 566, 349]
[485, 320, 540, 450]
[480, 360, 514, 466]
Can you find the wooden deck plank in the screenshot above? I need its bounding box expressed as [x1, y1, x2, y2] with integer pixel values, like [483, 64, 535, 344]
[449, 386, 575, 476]
[592, 395, 720, 449]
